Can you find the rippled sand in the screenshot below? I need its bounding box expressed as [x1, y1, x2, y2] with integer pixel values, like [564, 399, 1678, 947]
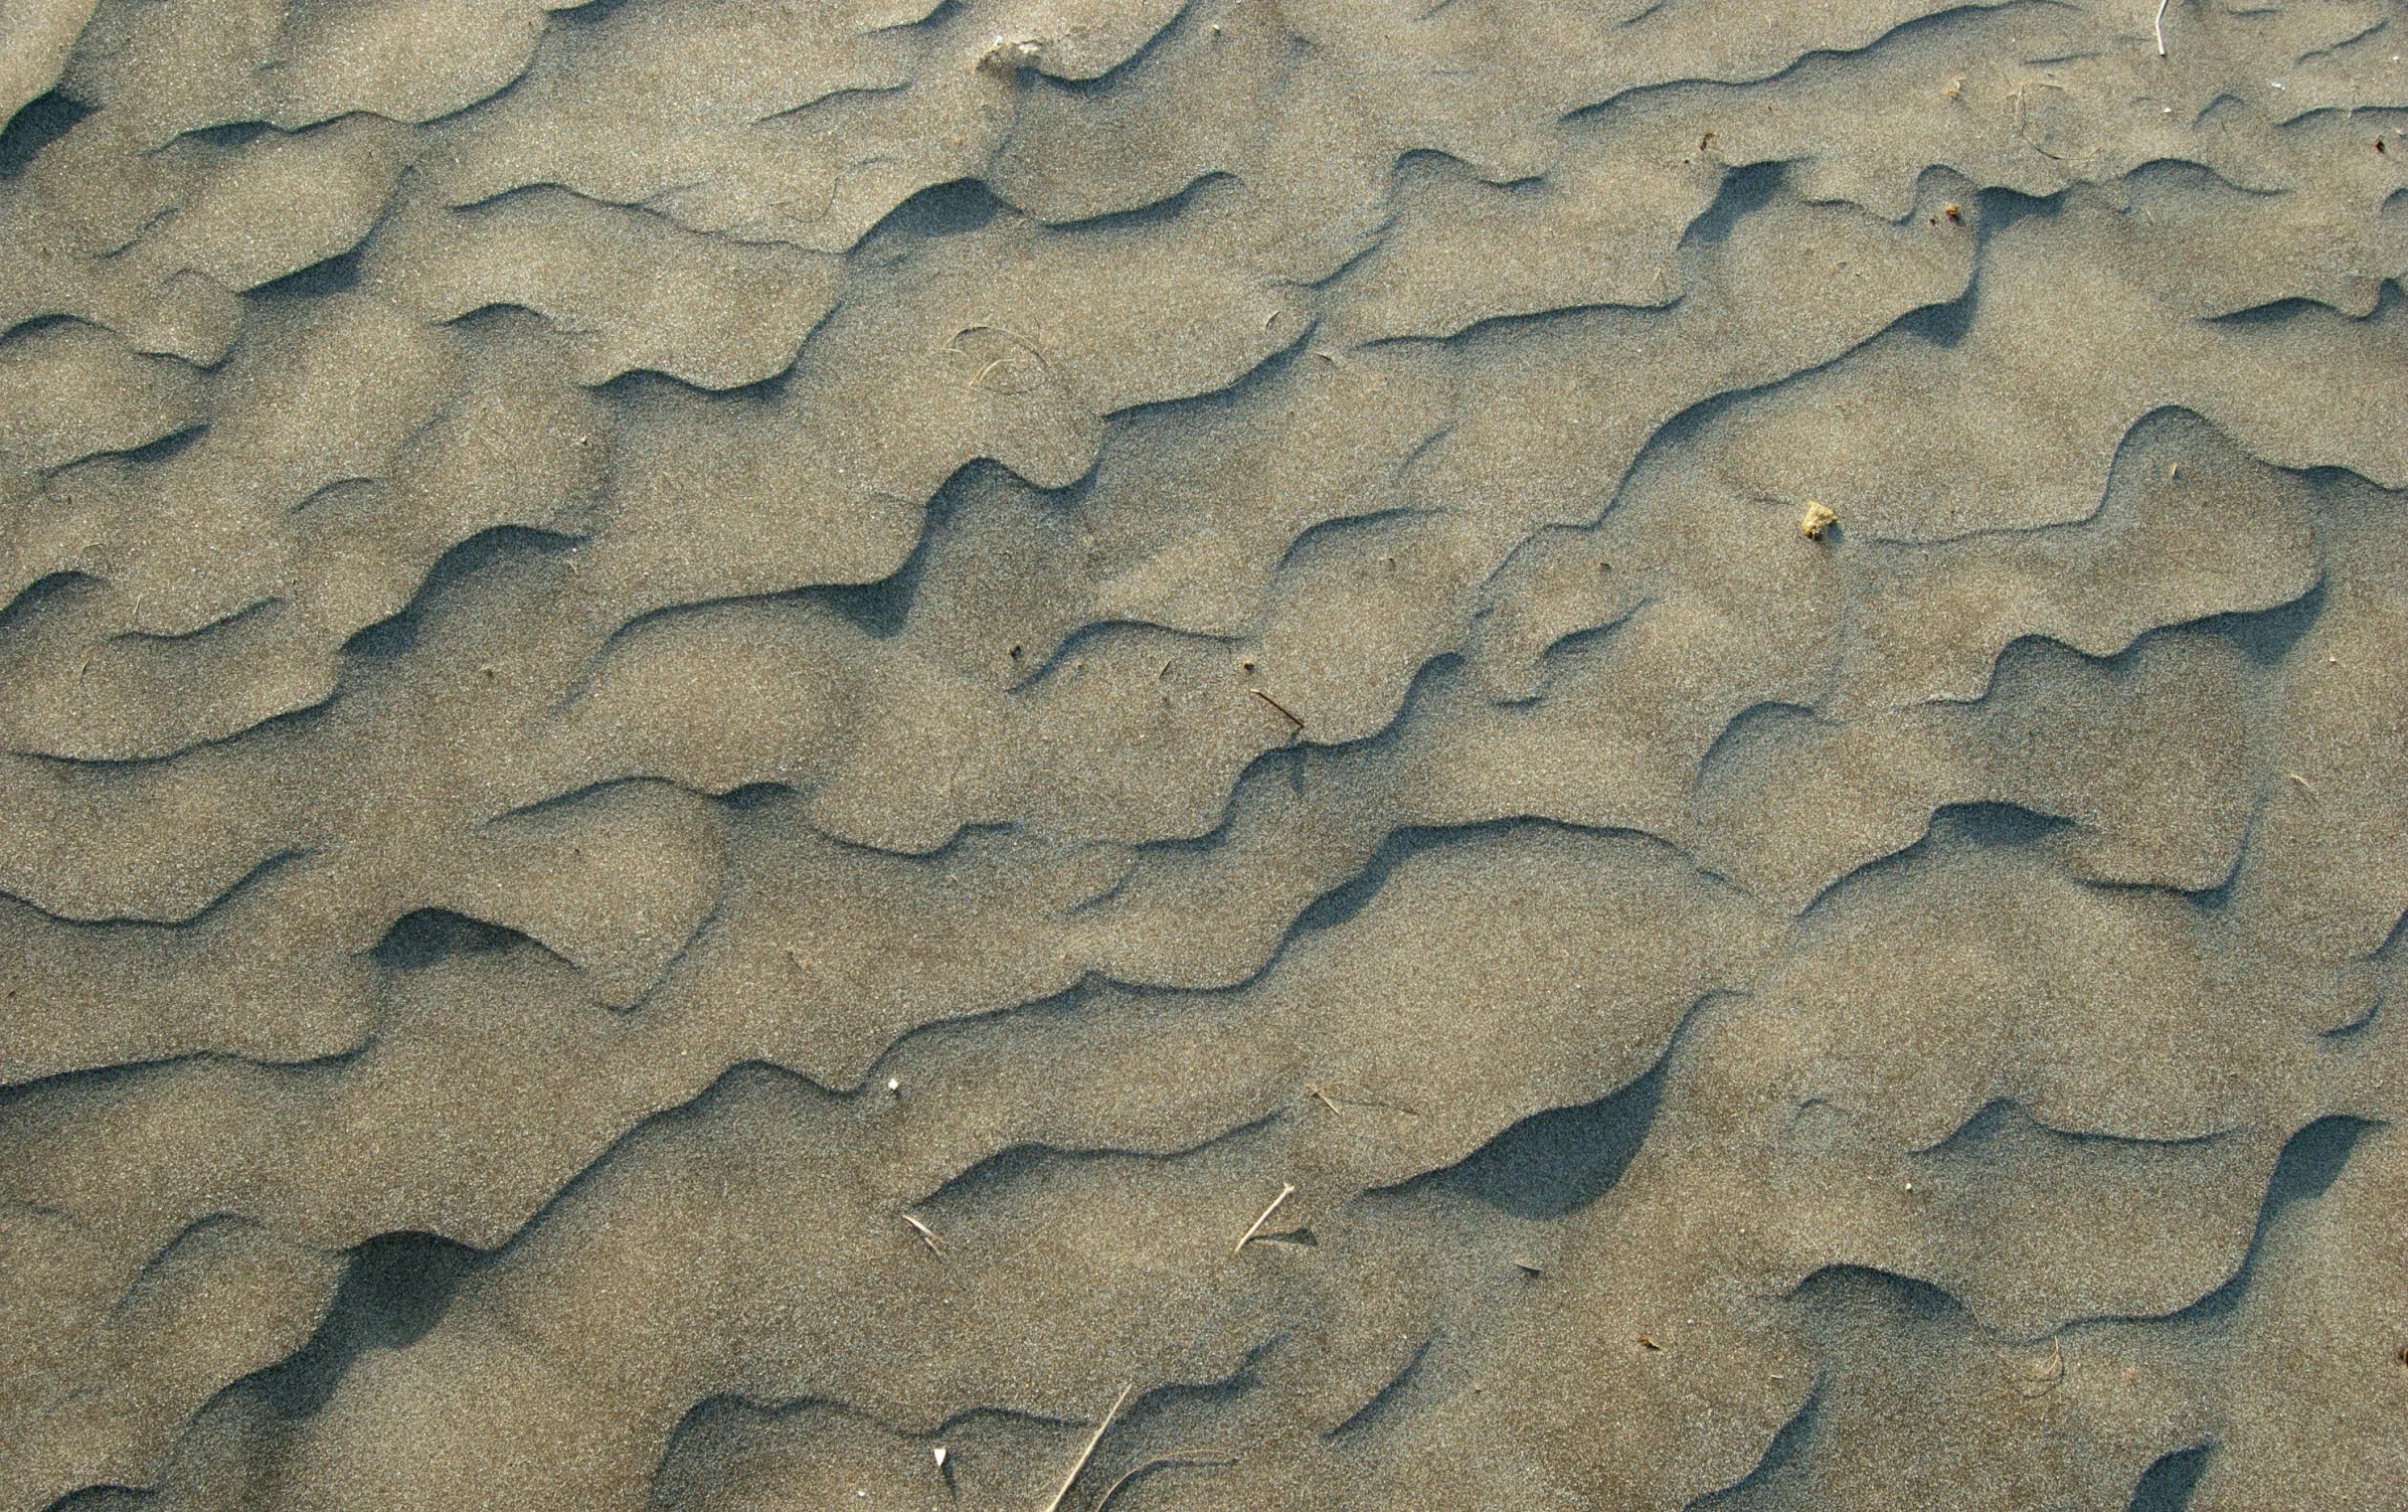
[3, 2, 2406, 1509]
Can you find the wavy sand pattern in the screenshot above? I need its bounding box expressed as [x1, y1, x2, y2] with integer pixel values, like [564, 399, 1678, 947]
[2, 1, 2406, 1508]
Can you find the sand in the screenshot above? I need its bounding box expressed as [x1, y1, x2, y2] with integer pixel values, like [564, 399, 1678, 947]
[2, 1, 2405, 1508]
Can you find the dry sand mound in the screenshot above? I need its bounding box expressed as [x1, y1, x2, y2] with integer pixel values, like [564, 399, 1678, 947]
[3, 1, 2406, 1508]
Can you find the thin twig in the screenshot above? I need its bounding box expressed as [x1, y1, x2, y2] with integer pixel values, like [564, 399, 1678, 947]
[1304, 1084, 1347, 1119]
[2155, 0, 2170, 57]
[1250, 688, 1305, 736]
[2011, 82, 2070, 161]
[1037, 1383, 1131, 1512]
[1315, 1084, 1421, 1117]
[1093, 1451, 1237, 1512]
[1234, 1183, 1296, 1254]
[902, 1213, 945, 1255]
[2005, 1337, 2065, 1398]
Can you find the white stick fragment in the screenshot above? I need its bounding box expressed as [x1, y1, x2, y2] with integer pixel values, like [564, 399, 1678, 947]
[1037, 1382, 1131, 1512]
[2155, 0, 2171, 57]
[901, 1213, 945, 1255]
[1234, 1183, 1296, 1255]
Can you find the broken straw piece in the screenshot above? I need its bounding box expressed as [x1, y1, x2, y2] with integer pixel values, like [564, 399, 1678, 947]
[1234, 1183, 1296, 1254]
[1037, 1383, 1131, 1512]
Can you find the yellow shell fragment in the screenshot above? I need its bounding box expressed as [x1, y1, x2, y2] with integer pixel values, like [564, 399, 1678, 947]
[1800, 500, 1839, 541]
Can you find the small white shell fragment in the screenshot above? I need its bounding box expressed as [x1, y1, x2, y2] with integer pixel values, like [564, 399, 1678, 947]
[933, 1445, 948, 1470]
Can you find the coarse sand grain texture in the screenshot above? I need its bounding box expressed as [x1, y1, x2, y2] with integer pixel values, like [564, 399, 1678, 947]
[3, 1, 2407, 1508]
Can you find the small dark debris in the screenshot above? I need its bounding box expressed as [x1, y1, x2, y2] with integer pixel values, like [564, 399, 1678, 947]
[1252, 687, 1305, 735]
